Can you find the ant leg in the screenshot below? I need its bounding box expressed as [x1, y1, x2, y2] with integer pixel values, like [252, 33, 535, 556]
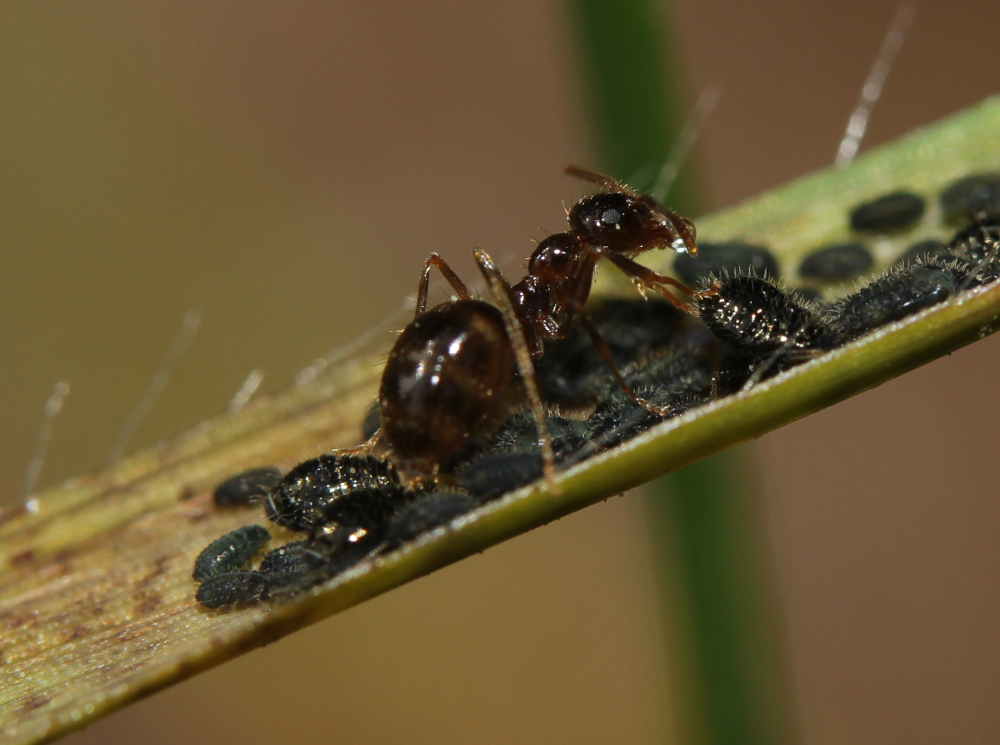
[328, 428, 383, 457]
[416, 253, 474, 316]
[473, 248, 559, 495]
[578, 314, 675, 418]
[604, 252, 694, 310]
[563, 165, 639, 197]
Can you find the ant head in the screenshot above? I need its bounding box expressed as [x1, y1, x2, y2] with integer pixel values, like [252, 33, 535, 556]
[568, 192, 697, 256]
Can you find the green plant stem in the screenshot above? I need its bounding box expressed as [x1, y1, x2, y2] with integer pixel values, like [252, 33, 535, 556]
[564, 2, 800, 743]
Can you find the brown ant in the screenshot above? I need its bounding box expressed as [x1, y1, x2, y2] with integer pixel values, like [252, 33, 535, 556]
[356, 166, 698, 489]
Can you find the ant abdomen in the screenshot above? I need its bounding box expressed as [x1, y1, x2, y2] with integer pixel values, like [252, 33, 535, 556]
[379, 299, 514, 481]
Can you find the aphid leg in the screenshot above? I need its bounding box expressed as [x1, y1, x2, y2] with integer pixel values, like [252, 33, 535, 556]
[578, 313, 673, 418]
[563, 165, 639, 197]
[604, 251, 694, 310]
[741, 328, 823, 391]
[473, 248, 559, 494]
[416, 252, 474, 315]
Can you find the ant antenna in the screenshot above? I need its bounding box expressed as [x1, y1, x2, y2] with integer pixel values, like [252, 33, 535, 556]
[563, 166, 638, 197]
[22, 380, 71, 505]
[835, 2, 917, 168]
[106, 308, 202, 464]
[228, 369, 265, 413]
[651, 87, 721, 203]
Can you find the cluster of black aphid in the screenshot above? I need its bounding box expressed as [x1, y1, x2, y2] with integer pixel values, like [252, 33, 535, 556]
[194, 172, 1000, 610]
[194, 457, 481, 608]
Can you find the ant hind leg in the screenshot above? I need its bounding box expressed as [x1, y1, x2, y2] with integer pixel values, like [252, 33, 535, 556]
[579, 314, 676, 419]
[416, 253, 474, 316]
[473, 248, 560, 495]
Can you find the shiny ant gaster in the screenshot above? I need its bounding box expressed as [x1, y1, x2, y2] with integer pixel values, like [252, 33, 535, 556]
[364, 166, 698, 488]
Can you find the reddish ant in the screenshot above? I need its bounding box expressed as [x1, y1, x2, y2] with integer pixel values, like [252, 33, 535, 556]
[359, 166, 698, 489]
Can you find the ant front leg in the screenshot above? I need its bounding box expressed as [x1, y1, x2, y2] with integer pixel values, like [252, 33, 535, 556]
[473, 248, 559, 495]
[415, 252, 474, 316]
[604, 251, 694, 311]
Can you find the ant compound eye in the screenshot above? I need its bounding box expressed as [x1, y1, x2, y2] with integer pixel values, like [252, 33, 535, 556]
[569, 193, 650, 249]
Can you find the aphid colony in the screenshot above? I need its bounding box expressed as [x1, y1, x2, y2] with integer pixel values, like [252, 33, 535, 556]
[194, 170, 1000, 609]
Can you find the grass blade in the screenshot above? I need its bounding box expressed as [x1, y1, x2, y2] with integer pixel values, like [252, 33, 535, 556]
[1, 97, 999, 744]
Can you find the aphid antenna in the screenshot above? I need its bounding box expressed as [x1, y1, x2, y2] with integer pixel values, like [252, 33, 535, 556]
[834, 1, 917, 168]
[228, 369, 265, 414]
[473, 247, 559, 494]
[106, 308, 202, 464]
[22, 380, 71, 505]
[650, 86, 721, 204]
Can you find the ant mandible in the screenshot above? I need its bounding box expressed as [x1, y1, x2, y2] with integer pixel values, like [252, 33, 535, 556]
[365, 166, 698, 490]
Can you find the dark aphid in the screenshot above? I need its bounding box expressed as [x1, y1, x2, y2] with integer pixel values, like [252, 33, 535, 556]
[484, 411, 591, 461]
[849, 191, 925, 232]
[257, 530, 384, 598]
[532, 324, 604, 402]
[458, 451, 547, 501]
[946, 213, 1000, 287]
[587, 382, 708, 453]
[258, 540, 327, 580]
[895, 239, 948, 267]
[456, 411, 591, 499]
[825, 259, 965, 341]
[616, 333, 717, 392]
[212, 467, 283, 507]
[695, 273, 837, 358]
[799, 242, 873, 281]
[534, 297, 684, 402]
[940, 173, 1000, 223]
[192, 524, 271, 582]
[587, 297, 687, 371]
[196, 570, 269, 609]
[265, 454, 411, 537]
[576, 336, 718, 450]
[673, 241, 779, 286]
[384, 492, 478, 548]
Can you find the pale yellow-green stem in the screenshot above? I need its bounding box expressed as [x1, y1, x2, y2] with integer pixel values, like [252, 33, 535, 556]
[2, 96, 999, 745]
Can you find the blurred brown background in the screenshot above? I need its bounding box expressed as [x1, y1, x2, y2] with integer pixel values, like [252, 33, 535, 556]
[1, 1, 999, 743]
